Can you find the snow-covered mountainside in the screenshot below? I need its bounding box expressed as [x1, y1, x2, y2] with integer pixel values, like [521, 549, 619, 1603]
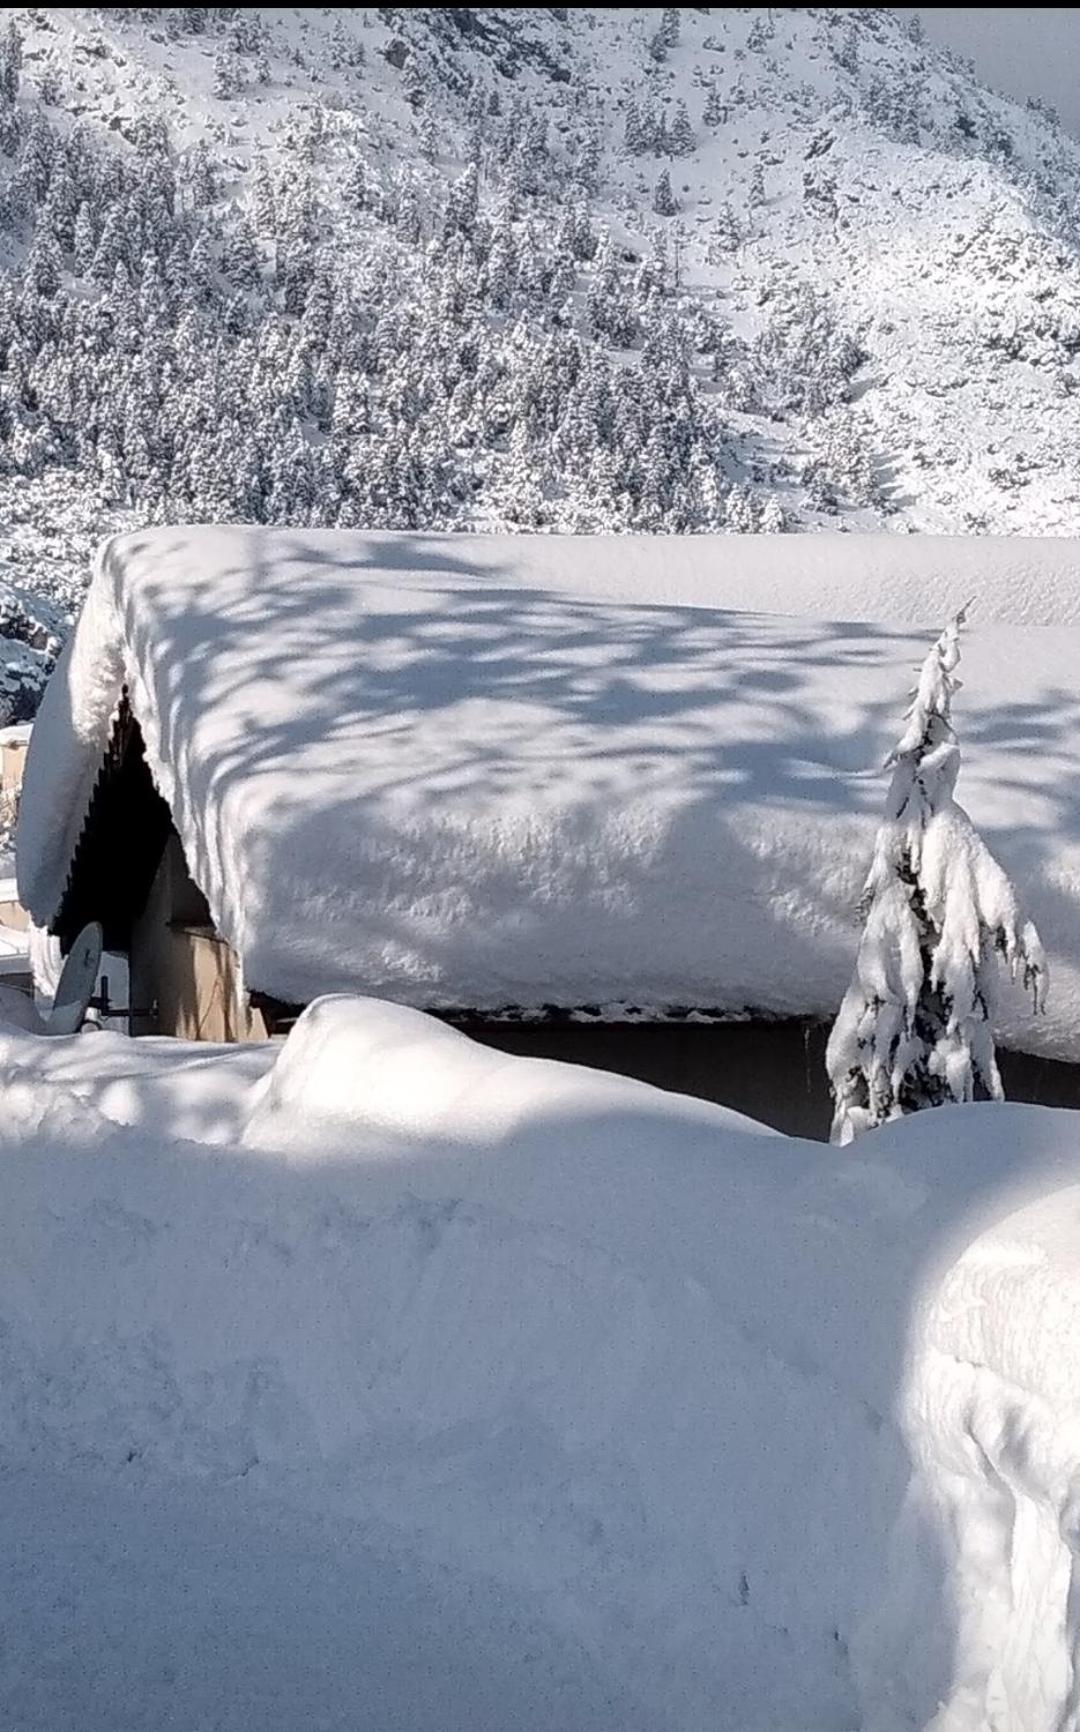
[4, 6, 1080, 717]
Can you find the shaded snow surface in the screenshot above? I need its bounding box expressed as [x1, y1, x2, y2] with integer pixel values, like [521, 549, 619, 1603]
[1, 995, 1080, 1728]
[17, 526, 1080, 1058]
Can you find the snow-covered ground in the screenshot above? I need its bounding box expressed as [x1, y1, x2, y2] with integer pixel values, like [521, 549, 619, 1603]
[1, 992, 1080, 1730]
[20, 526, 1080, 1060]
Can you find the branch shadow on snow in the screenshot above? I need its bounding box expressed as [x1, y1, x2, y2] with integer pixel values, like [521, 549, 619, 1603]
[111, 523, 915, 819]
[105, 527, 1080, 1062]
[105, 525, 928, 1022]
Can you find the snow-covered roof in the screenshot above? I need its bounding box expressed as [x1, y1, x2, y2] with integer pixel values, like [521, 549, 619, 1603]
[17, 526, 1080, 1055]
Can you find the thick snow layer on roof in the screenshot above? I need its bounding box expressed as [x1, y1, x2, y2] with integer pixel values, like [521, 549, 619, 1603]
[17, 526, 1080, 1052]
[2, 995, 1080, 1728]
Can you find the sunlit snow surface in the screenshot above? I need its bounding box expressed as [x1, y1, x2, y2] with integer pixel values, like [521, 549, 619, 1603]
[1, 994, 1079, 1730]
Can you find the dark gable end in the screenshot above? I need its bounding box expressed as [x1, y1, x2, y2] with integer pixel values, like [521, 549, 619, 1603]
[52, 691, 175, 954]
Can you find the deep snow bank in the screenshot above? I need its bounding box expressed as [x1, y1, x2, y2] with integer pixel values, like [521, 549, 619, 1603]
[3, 996, 1080, 1727]
[17, 526, 1080, 1058]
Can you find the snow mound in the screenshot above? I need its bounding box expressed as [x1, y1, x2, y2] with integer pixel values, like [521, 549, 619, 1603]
[853, 1108, 1080, 1732]
[1, 997, 1080, 1728]
[18, 526, 1080, 1060]
[243, 991, 773, 1158]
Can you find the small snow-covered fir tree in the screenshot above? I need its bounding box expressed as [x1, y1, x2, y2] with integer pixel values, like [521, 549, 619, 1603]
[25, 226, 61, 297]
[623, 100, 648, 157]
[72, 199, 95, 276]
[760, 494, 785, 533]
[659, 8, 681, 51]
[826, 612, 1047, 1145]
[213, 47, 240, 101]
[668, 100, 695, 158]
[652, 169, 679, 217]
[703, 86, 726, 129]
[0, 19, 22, 103]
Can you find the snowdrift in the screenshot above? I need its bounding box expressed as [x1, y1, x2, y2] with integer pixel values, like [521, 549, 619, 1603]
[2, 995, 1080, 1729]
[17, 526, 1080, 1059]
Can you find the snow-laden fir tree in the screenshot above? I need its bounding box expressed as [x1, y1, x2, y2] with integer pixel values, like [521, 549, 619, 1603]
[703, 86, 726, 129]
[826, 611, 1047, 1145]
[623, 100, 648, 157]
[653, 168, 679, 217]
[668, 100, 695, 157]
[647, 9, 680, 63]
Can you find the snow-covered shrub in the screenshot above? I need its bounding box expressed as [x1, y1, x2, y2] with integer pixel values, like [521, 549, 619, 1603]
[826, 612, 1047, 1145]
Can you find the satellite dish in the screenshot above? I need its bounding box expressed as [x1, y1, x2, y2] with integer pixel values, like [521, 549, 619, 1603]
[47, 922, 103, 1036]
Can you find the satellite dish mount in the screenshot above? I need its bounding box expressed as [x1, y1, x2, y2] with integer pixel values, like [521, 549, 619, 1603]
[46, 922, 103, 1036]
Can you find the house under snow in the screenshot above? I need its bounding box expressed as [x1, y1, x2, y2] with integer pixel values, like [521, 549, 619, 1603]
[17, 525, 1080, 1137]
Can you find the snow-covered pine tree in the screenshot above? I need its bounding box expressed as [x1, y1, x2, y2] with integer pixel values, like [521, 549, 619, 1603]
[443, 161, 479, 241]
[0, 18, 22, 103]
[416, 110, 438, 164]
[668, 100, 695, 157]
[25, 226, 61, 298]
[184, 140, 220, 210]
[723, 481, 757, 531]
[826, 611, 1047, 1145]
[659, 8, 681, 51]
[71, 199, 94, 278]
[213, 46, 239, 101]
[223, 209, 260, 288]
[760, 494, 785, 532]
[653, 169, 679, 217]
[703, 86, 725, 129]
[578, 132, 604, 198]
[639, 99, 662, 156]
[90, 205, 126, 286]
[328, 17, 353, 71]
[711, 202, 743, 255]
[832, 21, 859, 76]
[623, 100, 648, 157]
[250, 155, 275, 232]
